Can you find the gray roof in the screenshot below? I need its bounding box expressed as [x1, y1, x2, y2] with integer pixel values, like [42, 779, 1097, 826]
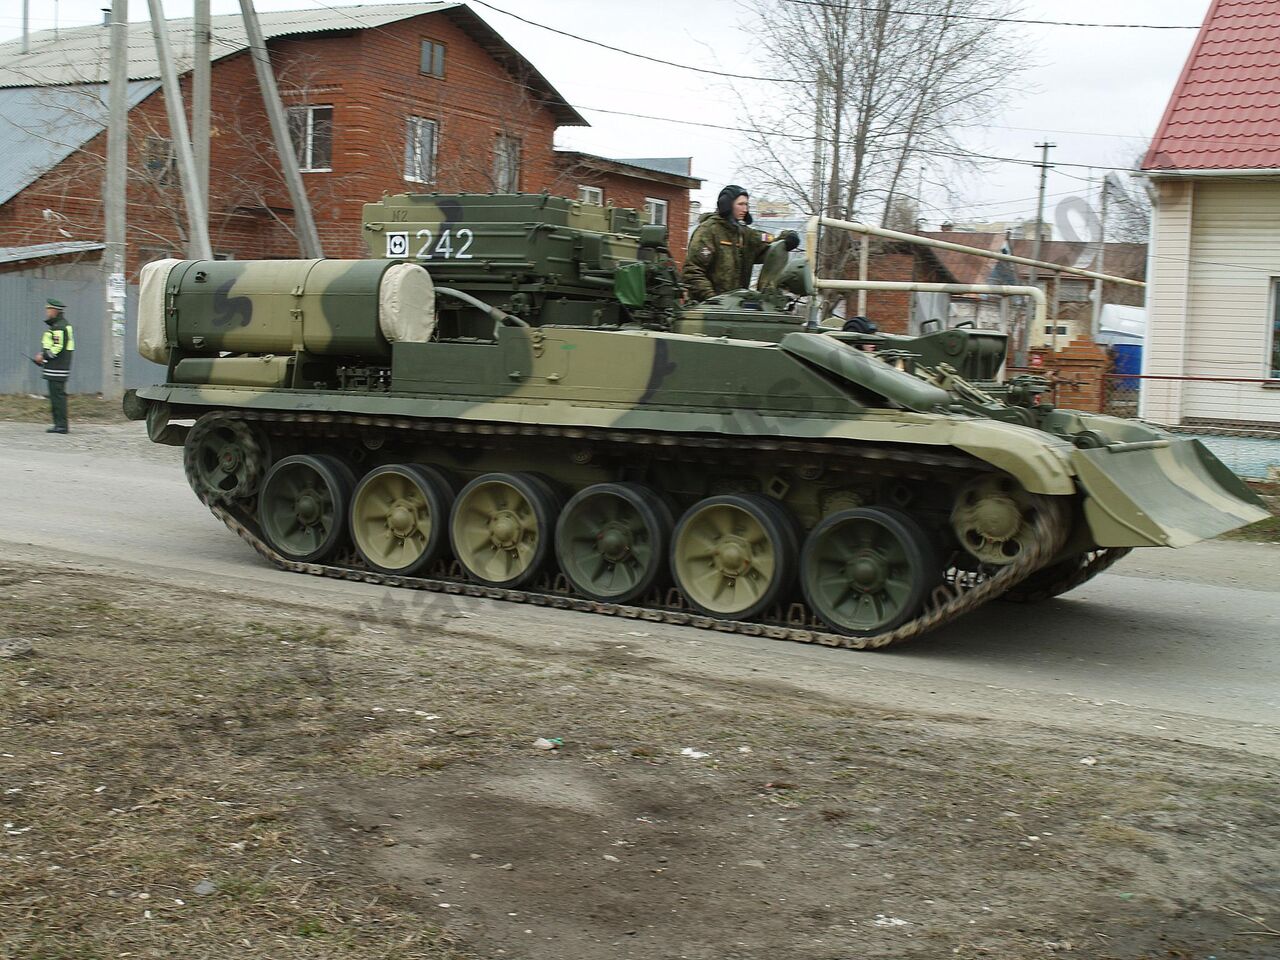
[0, 2, 585, 125]
[0, 3, 456, 87]
[0, 80, 159, 205]
[616, 157, 694, 177]
[556, 150, 701, 188]
[0, 240, 105, 265]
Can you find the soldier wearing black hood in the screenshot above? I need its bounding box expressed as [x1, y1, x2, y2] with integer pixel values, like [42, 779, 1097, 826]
[682, 184, 799, 302]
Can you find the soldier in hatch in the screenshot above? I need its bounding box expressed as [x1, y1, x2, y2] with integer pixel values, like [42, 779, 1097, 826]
[682, 184, 800, 302]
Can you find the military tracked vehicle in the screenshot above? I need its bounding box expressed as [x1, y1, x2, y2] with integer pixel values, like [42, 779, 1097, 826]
[127, 193, 1267, 649]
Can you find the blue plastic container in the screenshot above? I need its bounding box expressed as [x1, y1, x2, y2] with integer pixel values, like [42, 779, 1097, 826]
[1112, 343, 1142, 389]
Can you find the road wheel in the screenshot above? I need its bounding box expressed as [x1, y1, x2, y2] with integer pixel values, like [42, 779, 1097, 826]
[450, 473, 561, 588]
[350, 464, 454, 575]
[258, 454, 355, 563]
[671, 494, 798, 620]
[800, 507, 938, 636]
[184, 415, 267, 503]
[555, 482, 673, 603]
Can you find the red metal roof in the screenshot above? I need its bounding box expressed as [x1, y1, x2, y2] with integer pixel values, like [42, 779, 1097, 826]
[1143, 0, 1280, 171]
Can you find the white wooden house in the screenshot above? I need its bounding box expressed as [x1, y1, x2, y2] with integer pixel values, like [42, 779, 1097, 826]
[1141, 0, 1280, 428]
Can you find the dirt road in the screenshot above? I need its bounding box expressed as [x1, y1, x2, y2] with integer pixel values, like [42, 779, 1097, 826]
[1, 420, 1277, 959]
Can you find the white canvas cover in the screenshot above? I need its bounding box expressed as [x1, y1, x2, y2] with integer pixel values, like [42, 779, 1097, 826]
[378, 261, 436, 343]
[137, 258, 183, 363]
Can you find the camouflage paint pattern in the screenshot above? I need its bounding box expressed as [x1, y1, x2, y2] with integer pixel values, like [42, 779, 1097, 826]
[133, 193, 1270, 555]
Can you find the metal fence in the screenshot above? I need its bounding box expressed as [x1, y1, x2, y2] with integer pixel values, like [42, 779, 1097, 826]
[1101, 372, 1140, 419]
[0, 265, 166, 395]
[1101, 373, 1280, 480]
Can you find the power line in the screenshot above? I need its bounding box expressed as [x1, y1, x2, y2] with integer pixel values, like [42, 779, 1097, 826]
[268, 0, 1148, 176]
[779, 0, 1199, 30]
[575, 103, 1140, 172]
[203, 1, 1149, 194]
[466, 0, 809, 84]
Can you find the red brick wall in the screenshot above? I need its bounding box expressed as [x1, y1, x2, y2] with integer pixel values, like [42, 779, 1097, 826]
[0, 11, 577, 275]
[569, 170, 692, 267]
[1026, 339, 1111, 413]
[861, 245, 950, 334]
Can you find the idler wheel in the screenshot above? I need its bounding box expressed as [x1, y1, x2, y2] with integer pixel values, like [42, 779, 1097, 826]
[951, 475, 1044, 566]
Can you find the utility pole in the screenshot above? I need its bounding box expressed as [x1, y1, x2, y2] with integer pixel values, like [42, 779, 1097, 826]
[239, 0, 324, 258]
[1021, 141, 1054, 364]
[22, 0, 29, 53]
[192, 0, 210, 205]
[102, 0, 128, 401]
[806, 70, 825, 329]
[146, 0, 212, 259]
[810, 71, 824, 217]
[1091, 173, 1110, 339]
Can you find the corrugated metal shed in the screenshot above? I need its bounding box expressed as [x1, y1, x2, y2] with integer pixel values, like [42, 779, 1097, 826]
[0, 265, 162, 394]
[0, 82, 159, 205]
[0, 241, 106, 265]
[0, 2, 585, 125]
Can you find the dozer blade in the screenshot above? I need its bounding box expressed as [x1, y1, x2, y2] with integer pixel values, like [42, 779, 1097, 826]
[1072, 438, 1270, 548]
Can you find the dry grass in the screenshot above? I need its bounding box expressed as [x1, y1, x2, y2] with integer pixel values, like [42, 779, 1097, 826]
[0, 573, 471, 959]
[0, 393, 129, 424]
[3, 561, 1277, 960]
[1218, 513, 1280, 543]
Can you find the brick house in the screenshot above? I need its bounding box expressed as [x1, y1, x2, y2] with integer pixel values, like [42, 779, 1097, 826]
[0, 2, 697, 279]
[555, 153, 701, 265]
[858, 241, 955, 334]
[914, 230, 1146, 346]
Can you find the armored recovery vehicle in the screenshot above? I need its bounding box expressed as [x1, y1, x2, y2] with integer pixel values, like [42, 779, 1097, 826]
[127, 193, 1268, 649]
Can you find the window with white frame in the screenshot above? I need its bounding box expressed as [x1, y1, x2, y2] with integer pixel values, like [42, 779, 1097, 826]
[578, 185, 603, 205]
[1271, 279, 1280, 379]
[404, 116, 438, 184]
[1042, 324, 1070, 337]
[644, 197, 668, 226]
[286, 105, 333, 171]
[494, 134, 521, 192]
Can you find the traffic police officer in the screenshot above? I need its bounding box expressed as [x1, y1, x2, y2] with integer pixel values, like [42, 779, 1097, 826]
[682, 184, 800, 302]
[34, 297, 74, 434]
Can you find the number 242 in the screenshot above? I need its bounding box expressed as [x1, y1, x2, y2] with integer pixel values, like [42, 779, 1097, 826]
[415, 228, 474, 260]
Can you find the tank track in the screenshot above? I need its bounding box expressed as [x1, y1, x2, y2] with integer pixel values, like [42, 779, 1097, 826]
[187, 409, 1071, 650]
[1002, 547, 1134, 604]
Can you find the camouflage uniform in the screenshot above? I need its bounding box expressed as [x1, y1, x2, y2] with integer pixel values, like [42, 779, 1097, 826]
[682, 212, 772, 302]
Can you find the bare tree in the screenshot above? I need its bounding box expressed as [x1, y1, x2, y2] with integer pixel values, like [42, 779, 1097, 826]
[1105, 161, 1152, 244]
[737, 0, 1024, 290]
